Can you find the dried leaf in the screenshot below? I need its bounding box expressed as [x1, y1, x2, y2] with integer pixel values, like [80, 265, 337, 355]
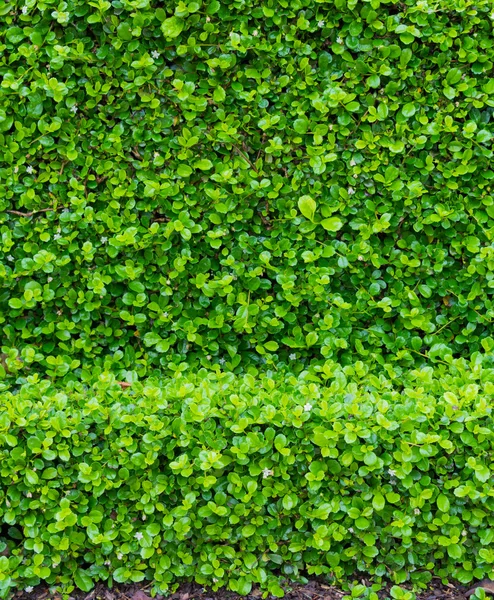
[132, 591, 152, 600]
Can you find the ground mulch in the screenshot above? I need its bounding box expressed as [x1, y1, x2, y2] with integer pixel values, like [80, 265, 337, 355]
[10, 578, 489, 600]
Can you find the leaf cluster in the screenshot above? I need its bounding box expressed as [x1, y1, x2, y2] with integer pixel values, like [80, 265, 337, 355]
[1, 356, 494, 597]
[1, 1, 494, 380]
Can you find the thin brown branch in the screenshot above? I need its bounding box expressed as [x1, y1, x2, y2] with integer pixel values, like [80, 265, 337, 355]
[6, 208, 53, 217]
[232, 144, 258, 173]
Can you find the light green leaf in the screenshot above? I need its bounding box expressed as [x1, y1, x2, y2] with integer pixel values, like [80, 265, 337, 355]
[298, 195, 316, 221]
[195, 159, 214, 170]
[321, 217, 343, 232]
[161, 16, 184, 38]
[437, 494, 450, 513]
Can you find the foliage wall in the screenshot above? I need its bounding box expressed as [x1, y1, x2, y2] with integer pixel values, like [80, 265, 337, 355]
[1, 358, 494, 597]
[2, 0, 494, 382]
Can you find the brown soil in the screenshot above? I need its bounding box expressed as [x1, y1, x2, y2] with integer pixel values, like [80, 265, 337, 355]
[10, 578, 488, 600]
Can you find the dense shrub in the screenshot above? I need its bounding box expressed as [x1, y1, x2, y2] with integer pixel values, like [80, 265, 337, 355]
[1, 356, 494, 598]
[2, 1, 494, 381]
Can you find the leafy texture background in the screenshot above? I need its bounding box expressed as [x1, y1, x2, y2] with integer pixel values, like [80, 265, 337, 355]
[1, 361, 494, 596]
[2, 0, 494, 382]
[2, 1, 494, 597]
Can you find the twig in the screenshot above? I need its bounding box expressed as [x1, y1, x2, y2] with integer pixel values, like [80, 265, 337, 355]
[6, 208, 53, 217]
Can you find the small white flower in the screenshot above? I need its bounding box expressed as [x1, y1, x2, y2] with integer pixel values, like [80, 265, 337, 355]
[142, 515, 147, 520]
[252, 30, 258, 36]
[206, 16, 211, 22]
[337, 36, 343, 44]
[166, 279, 170, 284]
[358, 255, 364, 261]
[53, 233, 61, 240]
[348, 187, 355, 195]
[348, 528, 354, 533]
[26, 492, 32, 498]
[7, 255, 14, 261]
[153, 151, 160, 158]
[462, 530, 467, 537]
[163, 312, 169, 317]
[262, 468, 273, 478]
[14, 166, 19, 173]
[22, 6, 28, 14]
[117, 553, 123, 560]
[47, 277, 53, 282]
[25, 587, 34, 593]
[70, 105, 78, 113]
[388, 469, 396, 476]
[414, 508, 420, 515]
[206, 355, 212, 360]
[26, 165, 34, 174]
[318, 20, 325, 27]
[350, 159, 356, 167]
[219, 358, 226, 365]
[105, 560, 111, 566]
[304, 402, 313, 412]
[101, 236, 108, 243]
[353, 173, 358, 178]
[289, 353, 296, 360]
[135, 532, 143, 540]
[151, 50, 160, 59]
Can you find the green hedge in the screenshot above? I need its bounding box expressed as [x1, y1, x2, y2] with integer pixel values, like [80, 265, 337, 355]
[1, 356, 494, 598]
[2, 1, 494, 381]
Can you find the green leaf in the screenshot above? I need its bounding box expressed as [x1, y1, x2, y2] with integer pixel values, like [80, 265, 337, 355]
[372, 493, 385, 511]
[298, 195, 316, 221]
[418, 284, 432, 298]
[321, 217, 343, 232]
[447, 544, 463, 559]
[265, 341, 279, 351]
[367, 74, 380, 88]
[293, 117, 309, 134]
[25, 469, 39, 485]
[213, 86, 226, 102]
[195, 159, 214, 170]
[117, 22, 133, 41]
[437, 494, 450, 513]
[8, 298, 22, 309]
[377, 103, 388, 120]
[161, 16, 185, 38]
[282, 495, 295, 510]
[74, 569, 93, 592]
